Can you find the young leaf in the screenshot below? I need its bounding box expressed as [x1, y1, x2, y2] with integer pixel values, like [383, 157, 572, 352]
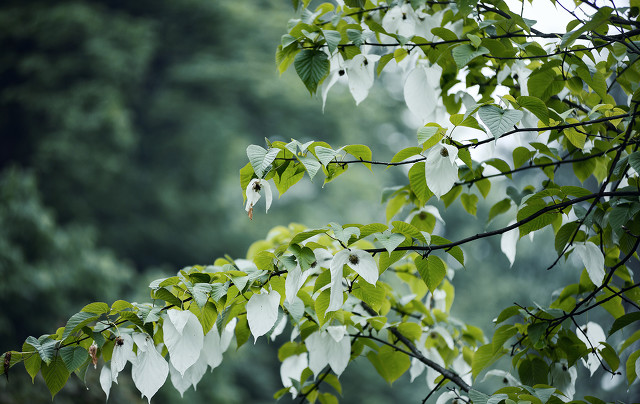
[478, 105, 523, 140]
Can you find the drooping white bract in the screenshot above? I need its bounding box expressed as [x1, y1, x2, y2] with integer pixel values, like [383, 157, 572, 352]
[500, 220, 518, 267]
[100, 364, 113, 400]
[436, 391, 467, 404]
[169, 354, 208, 397]
[285, 263, 312, 305]
[452, 354, 472, 386]
[573, 242, 605, 286]
[344, 53, 381, 105]
[425, 142, 459, 199]
[481, 369, 520, 386]
[550, 360, 577, 401]
[321, 52, 345, 111]
[131, 333, 169, 404]
[246, 288, 281, 342]
[425, 289, 447, 312]
[163, 309, 205, 376]
[280, 353, 308, 397]
[381, 3, 417, 38]
[270, 314, 288, 341]
[313, 248, 334, 270]
[409, 341, 445, 391]
[245, 178, 272, 217]
[576, 321, 606, 376]
[305, 326, 350, 377]
[327, 248, 378, 313]
[404, 62, 444, 124]
[110, 333, 134, 383]
[203, 318, 237, 370]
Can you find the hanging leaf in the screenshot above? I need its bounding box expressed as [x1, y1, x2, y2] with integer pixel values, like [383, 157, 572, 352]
[294, 49, 330, 94]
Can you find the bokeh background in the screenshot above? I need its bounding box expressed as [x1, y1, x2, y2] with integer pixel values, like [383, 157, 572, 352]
[1, 0, 637, 403]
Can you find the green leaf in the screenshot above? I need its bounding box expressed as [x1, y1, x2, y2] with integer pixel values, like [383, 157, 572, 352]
[609, 312, 640, 336]
[431, 235, 465, 266]
[516, 96, 549, 125]
[22, 342, 42, 383]
[61, 312, 99, 341]
[472, 344, 499, 379]
[390, 147, 422, 163]
[627, 150, 640, 172]
[314, 146, 338, 167]
[294, 49, 330, 94]
[512, 146, 532, 168]
[25, 336, 57, 365]
[414, 255, 446, 293]
[41, 356, 70, 398]
[564, 127, 586, 149]
[374, 230, 406, 254]
[451, 44, 489, 68]
[59, 346, 87, 373]
[408, 162, 433, 205]
[351, 279, 386, 312]
[518, 356, 548, 386]
[554, 222, 579, 255]
[625, 349, 640, 385]
[343, 144, 372, 169]
[246, 145, 280, 178]
[417, 126, 441, 147]
[478, 106, 523, 140]
[80, 302, 110, 315]
[461, 193, 478, 216]
[528, 68, 565, 100]
[488, 198, 512, 223]
[235, 315, 250, 349]
[517, 200, 558, 238]
[366, 345, 411, 384]
[322, 30, 341, 53]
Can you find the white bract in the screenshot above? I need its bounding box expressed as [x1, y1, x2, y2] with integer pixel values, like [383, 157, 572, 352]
[576, 321, 606, 376]
[246, 289, 281, 342]
[404, 62, 444, 124]
[500, 220, 518, 267]
[163, 309, 205, 376]
[550, 360, 577, 401]
[245, 178, 272, 218]
[280, 353, 308, 397]
[285, 263, 312, 305]
[573, 242, 605, 286]
[100, 364, 113, 400]
[345, 53, 381, 105]
[327, 248, 378, 313]
[203, 318, 237, 369]
[425, 142, 459, 198]
[305, 326, 350, 377]
[131, 333, 169, 403]
[110, 333, 134, 383]
[169, 355, 208, 397]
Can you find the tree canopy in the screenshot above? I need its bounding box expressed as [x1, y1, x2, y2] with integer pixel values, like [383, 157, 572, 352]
[3, 0, 640, 403]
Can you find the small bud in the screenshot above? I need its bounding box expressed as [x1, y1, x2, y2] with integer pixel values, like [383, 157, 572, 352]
[562, 363, 568, 371]
[440, 147, 449, 157]
[115, 336, 124, 346]
[253, 182, 262, 192]
[502, 377, 508, 384]
[402, 13, 407, 20]
[310, 261, 317, 268]
[348, 254, 359, 265]
[338, 69, 345, 76]
[363, 59, 368, 66]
